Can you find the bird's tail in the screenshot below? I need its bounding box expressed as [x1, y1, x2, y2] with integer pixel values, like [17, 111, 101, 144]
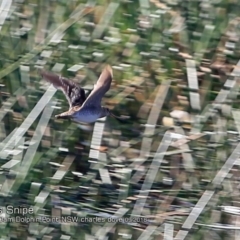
[109, 112, 129, 122]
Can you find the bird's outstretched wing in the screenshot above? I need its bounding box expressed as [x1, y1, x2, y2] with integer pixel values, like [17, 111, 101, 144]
[81, 65, 112, 107]
[39, 70, 86, 107]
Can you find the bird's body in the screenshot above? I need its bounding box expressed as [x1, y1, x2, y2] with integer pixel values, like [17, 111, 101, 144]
[71, 106, 108, 123]
[39, 65, 126, 123]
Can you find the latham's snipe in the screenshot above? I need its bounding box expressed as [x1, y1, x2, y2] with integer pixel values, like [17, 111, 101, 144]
[39, 65, 126, 123]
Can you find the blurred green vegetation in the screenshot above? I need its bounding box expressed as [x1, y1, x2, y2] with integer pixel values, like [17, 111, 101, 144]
[0, 0, 240, 239]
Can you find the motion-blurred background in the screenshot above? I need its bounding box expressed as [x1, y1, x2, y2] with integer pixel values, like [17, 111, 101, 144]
[0, 0, 240, 239]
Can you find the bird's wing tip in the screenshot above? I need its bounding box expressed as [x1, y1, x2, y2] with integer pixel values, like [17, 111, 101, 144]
[38, 68, 49, 76]
[105, 65, 113, 76]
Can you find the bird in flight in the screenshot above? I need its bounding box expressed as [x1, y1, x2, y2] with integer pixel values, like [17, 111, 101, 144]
[39, 65, 127, 123]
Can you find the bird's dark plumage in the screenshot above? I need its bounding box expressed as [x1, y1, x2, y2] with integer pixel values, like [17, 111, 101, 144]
[39, 66, 128, 123]
[39, 70, 86, 107]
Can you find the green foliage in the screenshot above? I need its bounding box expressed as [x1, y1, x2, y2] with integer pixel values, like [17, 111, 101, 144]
[0, 0, 240, 239]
